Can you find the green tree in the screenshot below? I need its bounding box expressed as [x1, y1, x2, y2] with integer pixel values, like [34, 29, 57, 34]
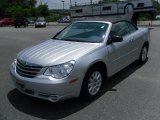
[23, 8, 31, 17]
[38, 4, 49, 17]
[4, 7, 13, 18]
[0, 0, 8, 17]
[5, 6, 23, 18]
[152, 0, 160, 12]
[30, 7, 40, 17]
[0, 0, 37, 18]
[28, 0, 37, 7]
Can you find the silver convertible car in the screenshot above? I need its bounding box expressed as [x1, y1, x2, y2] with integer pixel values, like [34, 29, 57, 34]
[10, 20, 150, 102]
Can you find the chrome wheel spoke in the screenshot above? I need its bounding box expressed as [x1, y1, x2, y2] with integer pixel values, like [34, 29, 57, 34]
[96, 73, 101, 79]
[88, 82, 92, 88]
[88, 86, 93, 93]
[91, 87, 95, 94]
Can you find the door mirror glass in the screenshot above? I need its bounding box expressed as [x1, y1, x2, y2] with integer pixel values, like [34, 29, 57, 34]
[107, 36, 123, 44]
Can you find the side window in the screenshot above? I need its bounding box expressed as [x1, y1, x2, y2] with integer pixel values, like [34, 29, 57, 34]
[137, 3, 144, 8]
[110, 21, 136, 37]
[103, 6, 112, 10]
[125, 22, 137, 34]
[110, 22, 127, 37]
[76, 9, 83, 13]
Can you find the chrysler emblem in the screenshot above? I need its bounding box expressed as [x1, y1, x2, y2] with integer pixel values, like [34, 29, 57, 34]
[20, 60, 31, 66]
[24, 62, 29, 66]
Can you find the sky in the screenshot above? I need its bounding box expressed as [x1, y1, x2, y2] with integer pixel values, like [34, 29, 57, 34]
[37, 0, 160, 10]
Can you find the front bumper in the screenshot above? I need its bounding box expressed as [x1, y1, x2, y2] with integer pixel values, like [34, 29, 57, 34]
[10, 64, 82, 102]
[35, 24, 46, 27]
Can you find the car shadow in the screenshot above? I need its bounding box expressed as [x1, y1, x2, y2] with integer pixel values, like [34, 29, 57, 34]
[7, 61, 145, 120]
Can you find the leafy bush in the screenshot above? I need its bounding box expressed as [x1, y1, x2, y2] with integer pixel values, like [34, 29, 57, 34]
[46, 15, 62, 22]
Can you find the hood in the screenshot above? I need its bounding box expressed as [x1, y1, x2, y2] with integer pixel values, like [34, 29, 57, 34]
[17, 39, 100, 66]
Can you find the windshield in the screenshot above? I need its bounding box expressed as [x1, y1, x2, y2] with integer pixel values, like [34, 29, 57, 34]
[36, 20, 45, 22]
[54, 22, 108, 43]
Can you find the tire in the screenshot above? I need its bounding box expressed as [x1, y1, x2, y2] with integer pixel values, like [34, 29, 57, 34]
[138, 44, 148, 64]
[80, 66, 105, 100]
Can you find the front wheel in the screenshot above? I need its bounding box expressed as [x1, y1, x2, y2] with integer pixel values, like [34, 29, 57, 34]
[80, 66, 105, 100]
[138, 45, 148, 64]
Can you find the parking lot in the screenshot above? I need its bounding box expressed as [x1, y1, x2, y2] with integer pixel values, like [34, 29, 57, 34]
[0, 26, 160, 120]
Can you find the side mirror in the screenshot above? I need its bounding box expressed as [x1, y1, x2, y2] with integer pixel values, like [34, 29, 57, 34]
[107, 36, 123, 44]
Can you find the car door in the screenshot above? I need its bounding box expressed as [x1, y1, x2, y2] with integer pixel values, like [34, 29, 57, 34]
[123, 22, 139, 61]
[107, 21, 137, 76]
[8, 18, 12, 25]
[6, 19, 9, 25]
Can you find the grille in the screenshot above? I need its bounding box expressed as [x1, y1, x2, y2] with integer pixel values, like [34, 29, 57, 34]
[16, 60, 42, 78]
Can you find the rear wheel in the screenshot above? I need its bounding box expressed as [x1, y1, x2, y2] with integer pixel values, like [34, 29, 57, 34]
[138, 44, 148, 64]
[80, 66, 105, 100]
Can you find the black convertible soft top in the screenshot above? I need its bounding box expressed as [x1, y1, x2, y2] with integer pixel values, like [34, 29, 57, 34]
[78, 18, 138, 30]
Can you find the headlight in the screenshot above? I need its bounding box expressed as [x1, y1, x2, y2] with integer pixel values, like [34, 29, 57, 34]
[44, 60, 75, 79]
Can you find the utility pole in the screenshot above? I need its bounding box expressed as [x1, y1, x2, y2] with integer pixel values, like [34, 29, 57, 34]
[90, 0, 93, 16]
[90, 0, 92, 4]
[70, 0, 72, 7]
[100, 0, 102, 15]
[69, 0, 72, 19]
[62, 1, 64, 16]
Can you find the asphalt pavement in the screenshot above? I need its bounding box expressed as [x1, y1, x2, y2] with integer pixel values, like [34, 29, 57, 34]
[0, 26, 160, 120]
